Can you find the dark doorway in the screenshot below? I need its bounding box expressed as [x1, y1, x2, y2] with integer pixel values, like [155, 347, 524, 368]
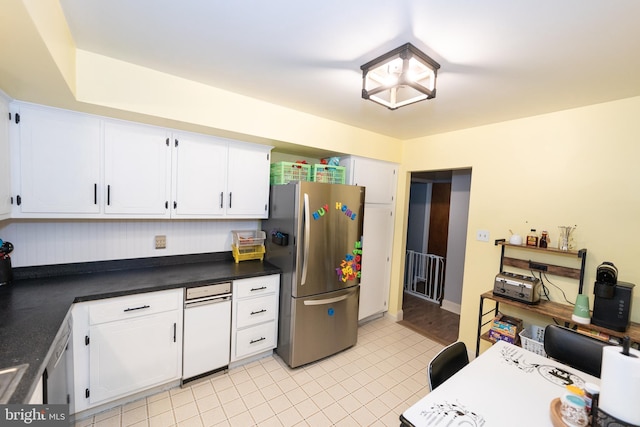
[401, 170, 470, 345]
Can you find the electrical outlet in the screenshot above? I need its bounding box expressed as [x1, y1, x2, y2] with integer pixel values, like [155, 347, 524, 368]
[476, 230, 490, 242]
[155, 235, 166, 249]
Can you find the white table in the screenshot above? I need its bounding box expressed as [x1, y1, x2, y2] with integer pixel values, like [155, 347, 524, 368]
[401, 340, 600, 427]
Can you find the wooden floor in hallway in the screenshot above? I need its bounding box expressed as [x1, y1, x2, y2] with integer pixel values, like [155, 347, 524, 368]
[399, 292, 460, 346]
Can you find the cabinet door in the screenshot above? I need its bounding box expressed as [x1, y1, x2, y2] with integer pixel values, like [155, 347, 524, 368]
[88, 310, 180, 405]
[226, 144, 270, 218]
[343, 157, 397, 205]
[0, 94, 11, 219]
[359, 205, 395, 320]
[172, 132, 227, 217]
[104, 121, 171, 217]
[17, 104, 101, 214]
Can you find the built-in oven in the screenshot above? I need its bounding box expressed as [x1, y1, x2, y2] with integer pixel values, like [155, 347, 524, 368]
[182, 282, 232, 384]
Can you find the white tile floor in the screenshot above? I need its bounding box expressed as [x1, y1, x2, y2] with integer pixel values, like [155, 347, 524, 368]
[75, 315, 443, 427]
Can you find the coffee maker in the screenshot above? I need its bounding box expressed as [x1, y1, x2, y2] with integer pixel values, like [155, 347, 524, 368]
[592, 262, 635, 332]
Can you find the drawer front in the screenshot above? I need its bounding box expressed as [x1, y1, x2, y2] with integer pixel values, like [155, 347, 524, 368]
[234, 321, 276, 359]
[89, 289, 182, 325]
[234, 275, 279, 299]
[236, 295, 277, 329]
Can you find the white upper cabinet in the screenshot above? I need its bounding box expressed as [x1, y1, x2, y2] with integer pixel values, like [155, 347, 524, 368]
[340, 156, 397, 204]
[104, 120, 171, 217]
[171, 132, 228, 218]
[173, 136, 270, 219]
[15, 103, 101, 215]
[226, 143, 270, 218]
[8, 102, 272, 219]
[0, 92, 11, 219]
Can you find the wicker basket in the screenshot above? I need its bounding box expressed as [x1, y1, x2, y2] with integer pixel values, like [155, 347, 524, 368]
[519, 325, 547, 356]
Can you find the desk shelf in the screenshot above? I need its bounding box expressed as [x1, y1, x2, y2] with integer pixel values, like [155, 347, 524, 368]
[476, 291, 640, 356]
[495, 239, 587, 293]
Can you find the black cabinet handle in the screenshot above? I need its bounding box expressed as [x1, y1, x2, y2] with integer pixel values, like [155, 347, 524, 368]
[250, 286, 267, 292]
[173, 323, 177, 342]
[250, 309, 267, 315]
[250, 337, 266, 344]
[124, 305, 150, 312]
[94, 183, 97, 204]
[220, 192, 223, 209]
[107, 185, 111, 205]
[229, 192, 232, 208]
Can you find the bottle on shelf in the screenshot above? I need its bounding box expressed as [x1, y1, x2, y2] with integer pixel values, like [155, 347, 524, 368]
[526, 229, 539, 247]
[539, 231, 549, 248]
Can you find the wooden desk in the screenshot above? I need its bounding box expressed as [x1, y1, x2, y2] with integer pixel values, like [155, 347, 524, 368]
[401, 341, 600, 427]
[476, 291, 640, 356]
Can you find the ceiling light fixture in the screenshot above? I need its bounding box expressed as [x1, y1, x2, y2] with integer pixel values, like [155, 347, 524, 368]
[360, 43, 440, 110]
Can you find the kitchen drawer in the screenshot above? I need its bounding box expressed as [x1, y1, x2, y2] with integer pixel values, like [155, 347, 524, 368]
[234, 321, 276, 360]
[235, 295, 277, 329]
[89, 289, 182, 325]
[234, 275, 279, 299]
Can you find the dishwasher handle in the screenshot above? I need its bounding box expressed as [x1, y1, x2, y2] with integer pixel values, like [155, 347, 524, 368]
[184, 295, 231, 308]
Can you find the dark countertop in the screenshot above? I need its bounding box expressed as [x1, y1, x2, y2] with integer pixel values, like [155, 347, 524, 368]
[0, 252, 280, 404]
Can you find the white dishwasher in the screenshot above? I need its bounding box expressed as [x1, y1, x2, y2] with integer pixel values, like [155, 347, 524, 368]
[183, 283, 232, 383]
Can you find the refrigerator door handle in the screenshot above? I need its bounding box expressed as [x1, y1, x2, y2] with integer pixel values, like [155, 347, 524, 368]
[301, 192, 310, 285]
[303, 293, 351, 306]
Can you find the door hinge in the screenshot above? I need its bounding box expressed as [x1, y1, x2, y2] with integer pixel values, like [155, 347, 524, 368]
[85, 335, 90, 345]
[14, 113, 20, 124]
[166, 137, 170, 147]
[85, 388, 90, 399]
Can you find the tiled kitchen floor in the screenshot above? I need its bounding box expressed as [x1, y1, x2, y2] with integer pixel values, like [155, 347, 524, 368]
[74, 315, 443, 427]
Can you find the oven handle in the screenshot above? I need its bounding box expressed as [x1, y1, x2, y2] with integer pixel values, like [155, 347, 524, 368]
[184, 295, 231, 308]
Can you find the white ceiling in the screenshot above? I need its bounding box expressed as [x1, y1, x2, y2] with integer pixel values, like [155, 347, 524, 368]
[58, 0, 640, 140]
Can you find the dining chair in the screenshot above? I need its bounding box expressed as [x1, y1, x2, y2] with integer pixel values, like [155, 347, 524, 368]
[428, 341, 470, 391]
[543, 324, 610, 378]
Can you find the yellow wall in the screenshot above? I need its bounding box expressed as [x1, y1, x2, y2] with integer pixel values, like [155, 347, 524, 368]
[392, 96, 640, 351]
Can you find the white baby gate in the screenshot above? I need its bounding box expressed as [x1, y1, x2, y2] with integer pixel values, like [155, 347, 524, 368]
[404, 250, 445, 303]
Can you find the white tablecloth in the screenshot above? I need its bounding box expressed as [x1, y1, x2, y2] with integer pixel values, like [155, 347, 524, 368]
[401, 340, 600, 427]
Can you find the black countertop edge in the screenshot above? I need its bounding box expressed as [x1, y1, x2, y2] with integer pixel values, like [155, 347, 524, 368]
[12, 251, 234, 280]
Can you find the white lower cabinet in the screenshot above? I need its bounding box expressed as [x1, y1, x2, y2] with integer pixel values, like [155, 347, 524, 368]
[71, 289, 183, 413]
[231, 275, 280, 363]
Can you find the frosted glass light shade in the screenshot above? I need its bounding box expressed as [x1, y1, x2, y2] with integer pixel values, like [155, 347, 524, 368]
[361, 43, 440, 110]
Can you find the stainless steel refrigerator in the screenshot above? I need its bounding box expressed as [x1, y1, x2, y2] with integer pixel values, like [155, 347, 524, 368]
[263, 181, 365, 368]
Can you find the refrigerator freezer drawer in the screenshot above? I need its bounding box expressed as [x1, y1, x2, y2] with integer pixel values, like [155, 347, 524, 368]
[282, 286, 359, 368]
